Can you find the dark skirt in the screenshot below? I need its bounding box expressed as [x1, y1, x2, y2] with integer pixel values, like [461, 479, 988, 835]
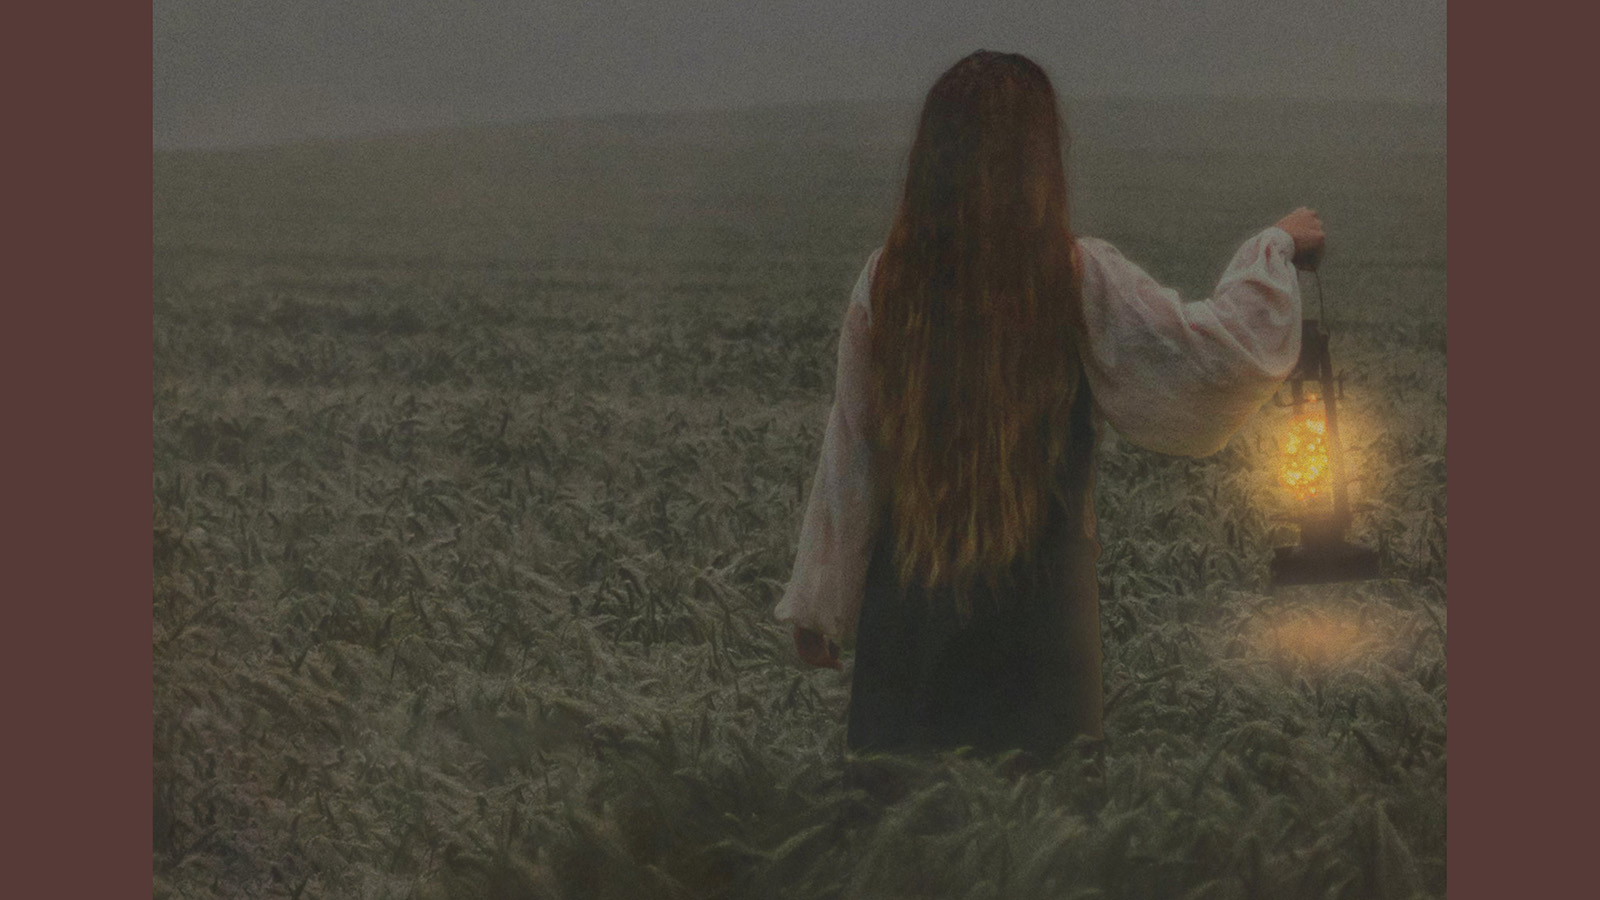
[846, 387, 1105, 758]
[844, 504, 1103, 758]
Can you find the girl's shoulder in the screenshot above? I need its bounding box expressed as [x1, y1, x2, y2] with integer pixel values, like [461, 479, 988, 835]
[1072, 236, 1127, 271]
[851, 247, 885, 321]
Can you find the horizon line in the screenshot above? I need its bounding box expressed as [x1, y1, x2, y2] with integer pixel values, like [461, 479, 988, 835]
[154, 90, 1448, 154]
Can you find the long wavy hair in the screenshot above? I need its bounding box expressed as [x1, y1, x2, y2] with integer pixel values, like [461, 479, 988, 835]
[869, 51, 1085, 599]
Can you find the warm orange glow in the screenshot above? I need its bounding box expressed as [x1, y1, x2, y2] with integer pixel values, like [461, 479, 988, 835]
[1259, 612, 1363, 665]
[1280, 411, 1331, 502]
[1239, 595, 1426, 675]
[1247, 604, 1403, 670]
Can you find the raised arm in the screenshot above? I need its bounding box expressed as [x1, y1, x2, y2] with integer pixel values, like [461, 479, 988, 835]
[773, 250, 882, 645]
[1078, 223, 1308, 457]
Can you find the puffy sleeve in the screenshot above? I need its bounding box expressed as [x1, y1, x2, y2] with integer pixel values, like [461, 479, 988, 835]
[772, 249, 882, 640]
[1078, 227, 1303, 457]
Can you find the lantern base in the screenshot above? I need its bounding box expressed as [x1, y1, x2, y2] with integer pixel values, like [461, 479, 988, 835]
[1270, 541, 1380, 587]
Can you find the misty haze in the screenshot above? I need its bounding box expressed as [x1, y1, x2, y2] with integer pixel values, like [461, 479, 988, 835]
[155, 4, 1446, 898]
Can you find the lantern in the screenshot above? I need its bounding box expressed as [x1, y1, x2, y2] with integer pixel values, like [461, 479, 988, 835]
[1268, 316, 1380, 587]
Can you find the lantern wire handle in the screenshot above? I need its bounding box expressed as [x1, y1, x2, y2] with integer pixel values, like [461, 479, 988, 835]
[1312, 270, 1328, 325]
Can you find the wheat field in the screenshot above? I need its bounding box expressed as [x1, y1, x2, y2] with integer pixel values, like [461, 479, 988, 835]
[153, 97, 1446, 899]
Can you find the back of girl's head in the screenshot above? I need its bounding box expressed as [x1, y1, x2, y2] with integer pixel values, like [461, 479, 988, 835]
[870, 51, 1084, 601]
[904, 51, 1071, 242]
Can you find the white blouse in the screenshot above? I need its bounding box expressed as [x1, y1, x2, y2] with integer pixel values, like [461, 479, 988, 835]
[773, 227, 1304, 639]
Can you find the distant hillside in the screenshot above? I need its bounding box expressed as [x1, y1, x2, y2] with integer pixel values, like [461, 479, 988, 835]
[154, 95, 1444, 325]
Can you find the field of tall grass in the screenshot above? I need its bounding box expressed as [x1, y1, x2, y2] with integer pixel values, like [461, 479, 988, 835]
[154, 97, 1446, 899]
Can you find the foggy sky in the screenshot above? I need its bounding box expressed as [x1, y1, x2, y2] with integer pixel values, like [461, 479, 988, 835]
[154, 0, 1446, 149]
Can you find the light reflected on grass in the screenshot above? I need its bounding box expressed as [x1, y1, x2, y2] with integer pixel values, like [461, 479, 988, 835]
[1244, 591, 1405, 670]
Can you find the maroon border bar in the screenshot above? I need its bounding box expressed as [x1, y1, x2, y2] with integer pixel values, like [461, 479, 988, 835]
[13, 3, 153, 896]
[1449, 1, 1590, 898]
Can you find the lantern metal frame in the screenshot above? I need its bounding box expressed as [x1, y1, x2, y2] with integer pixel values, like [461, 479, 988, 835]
[1268, 318, 1380, 587]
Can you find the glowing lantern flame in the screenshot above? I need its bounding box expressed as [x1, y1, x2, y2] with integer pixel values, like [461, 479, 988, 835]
[1268, 318, 1380, 586]
[1280, 408, 1331, 503]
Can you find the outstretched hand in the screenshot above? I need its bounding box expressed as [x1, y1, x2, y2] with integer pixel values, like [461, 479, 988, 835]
[794, 625, 842, 670]
[1275, 207, 1326, 271]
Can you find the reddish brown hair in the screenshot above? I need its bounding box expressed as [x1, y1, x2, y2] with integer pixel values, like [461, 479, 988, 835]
[869, 50, 1084, 601]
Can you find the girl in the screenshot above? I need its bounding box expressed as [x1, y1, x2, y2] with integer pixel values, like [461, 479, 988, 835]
[776, 51, 1320, 757]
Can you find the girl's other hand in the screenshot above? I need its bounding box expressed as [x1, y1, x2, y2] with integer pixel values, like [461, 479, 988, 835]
[1275, 207, 1326, 271]
[794, 626, 842, 670]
